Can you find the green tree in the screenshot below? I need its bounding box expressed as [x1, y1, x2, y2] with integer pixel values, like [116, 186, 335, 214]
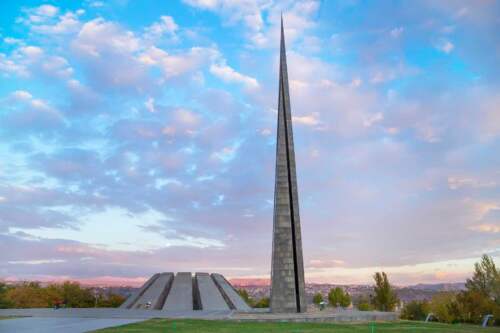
[312, 293, 323, 305]
[96, 293, 126, 308]
[456, 289, 500, 324]
[58, 281, 94, 307]
[253, 297, 269, 308]
[5, 282, 49, 308]
[328, 287, 351, 308]
[401, 300, 430, 321]
[355, 295, 373, 311]
[237, 288, 254, 307]
[372, 272, 398, 311]
[0, 283, 12, 309]
[429, 292, 459, 324]
[465, 254, 500, 304]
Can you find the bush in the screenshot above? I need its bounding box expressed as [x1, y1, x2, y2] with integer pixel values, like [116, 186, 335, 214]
[428, 292, 458, 324]
[254, 297, 269, 308]
[237, 289, 254, 307]
[0, 283, 13, 309]
[400, 300, 429, 321]
[312, 293, 323, 305]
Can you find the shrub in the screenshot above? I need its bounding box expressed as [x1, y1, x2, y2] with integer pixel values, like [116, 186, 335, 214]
[312, 293, 323, 305]
[400, 300, 429, 321]
[254, 297, 269, 308]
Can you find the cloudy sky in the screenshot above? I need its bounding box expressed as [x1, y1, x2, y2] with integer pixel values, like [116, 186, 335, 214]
[0, 0, 499, 286]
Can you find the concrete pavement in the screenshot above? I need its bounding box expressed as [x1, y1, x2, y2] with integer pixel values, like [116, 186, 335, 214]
[0, 317, 144, 333]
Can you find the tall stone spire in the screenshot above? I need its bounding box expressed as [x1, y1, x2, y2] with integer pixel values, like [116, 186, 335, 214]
[270, 16, 307, 313]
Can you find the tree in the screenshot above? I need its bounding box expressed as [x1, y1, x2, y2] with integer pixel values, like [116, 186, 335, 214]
[96, 293, 126, 308]
[372, 272, 398, 311]
[401, 300, 430, 321]
[313, 293, 323, 305]
[328, 287, 351, 308]
[4, 282, 49, 308]
[254, 297, 269, 308]
[0, 283, 12, 309]
[59, 282, 94, 308]
[465, 254, 500, 304]
[237, 288, 254, 307]
[355, 295, 374, 311]
[429, 292, 459, 324]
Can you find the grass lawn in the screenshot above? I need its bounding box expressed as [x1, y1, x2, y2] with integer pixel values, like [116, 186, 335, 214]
[94, 319, 500, 333]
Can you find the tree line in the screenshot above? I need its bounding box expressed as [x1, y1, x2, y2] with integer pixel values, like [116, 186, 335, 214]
[311, 271, 399, 311]
[401, 254, 499, 326]
[0, 281, 125, 308]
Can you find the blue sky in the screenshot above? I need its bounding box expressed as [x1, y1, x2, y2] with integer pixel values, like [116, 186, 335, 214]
[0, 0, 499, 286]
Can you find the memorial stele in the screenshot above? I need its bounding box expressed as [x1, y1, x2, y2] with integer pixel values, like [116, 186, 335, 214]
[270, 16, 307, 314]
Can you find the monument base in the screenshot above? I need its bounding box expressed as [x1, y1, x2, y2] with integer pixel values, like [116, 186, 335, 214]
[0, 308, 398, 322]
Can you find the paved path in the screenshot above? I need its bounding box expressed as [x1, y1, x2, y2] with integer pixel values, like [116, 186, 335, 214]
[0, 308, 398, 323]
[0, 308, 234, 320]
[0, 317, 144, 333]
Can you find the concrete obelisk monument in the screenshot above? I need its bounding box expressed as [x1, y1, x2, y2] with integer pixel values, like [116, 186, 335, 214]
[270, 17, 307, 313]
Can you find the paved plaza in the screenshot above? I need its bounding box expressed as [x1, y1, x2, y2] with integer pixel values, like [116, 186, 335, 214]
[0, 317, 144, 333]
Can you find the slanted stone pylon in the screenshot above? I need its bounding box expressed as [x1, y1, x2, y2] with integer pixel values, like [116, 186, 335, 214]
[270, 16, 307, 313]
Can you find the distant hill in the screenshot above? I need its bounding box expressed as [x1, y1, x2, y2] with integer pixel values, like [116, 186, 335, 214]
[405, 283, 465, 292]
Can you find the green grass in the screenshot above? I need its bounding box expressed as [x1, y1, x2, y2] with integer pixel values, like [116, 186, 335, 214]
[93, 319, 500, 333]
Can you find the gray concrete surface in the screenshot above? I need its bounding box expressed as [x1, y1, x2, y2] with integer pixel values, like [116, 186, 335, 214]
[0, 317, 144, 333]
[211, 273, 251, 311]
[162, 272, 193, 311]
[133, 272, 173, 310]
[0, 308, 398, 322]
[119, 273, 159, 309]
[0, 308, 233, 320]
[232, 309, 399, 322]
[196, 273, 230, 311]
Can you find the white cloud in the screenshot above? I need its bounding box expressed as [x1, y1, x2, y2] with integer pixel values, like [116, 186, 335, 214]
[0, 54, 28, 77]
[140, 46, 219, 79]
[33, 12, 81, 34]
[183, 0, 219, 9]
[145, 97, 155, 113]
[20, 46, 43, 59]
[73, 18, 140, 57]
[8, 259, 66, 265]
[390, 26, 404, 38]
[11, 90, 33, 101]
[3, 37, 22, 45]
[210, 63, 259, 89]
[363, 112, 383, 127]
[469, 224, 500, 234]
[447, 176, 496, 190]
[436, 40, 454, 54]
[183, 0, 320, 48]
[35, 5, 59, 17]
[293, 112, 321, 126]
[144, 16, 178, 40]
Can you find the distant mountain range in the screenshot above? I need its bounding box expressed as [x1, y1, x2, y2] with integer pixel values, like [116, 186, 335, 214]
[229, 279, 466, 291]
[229, 280, 467, 302]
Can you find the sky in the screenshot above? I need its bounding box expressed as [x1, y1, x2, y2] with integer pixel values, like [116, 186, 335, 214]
[0, 0, 499, 287]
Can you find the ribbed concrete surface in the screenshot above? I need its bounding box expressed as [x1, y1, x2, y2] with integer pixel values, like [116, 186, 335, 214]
[212, 273, 251, 311]
[162, 272, 193, 311]
[120, 272, 249, 311]
[196, 273, 230, 311]
[120, 273, 159, 309]
[133, 273, 173, 309]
